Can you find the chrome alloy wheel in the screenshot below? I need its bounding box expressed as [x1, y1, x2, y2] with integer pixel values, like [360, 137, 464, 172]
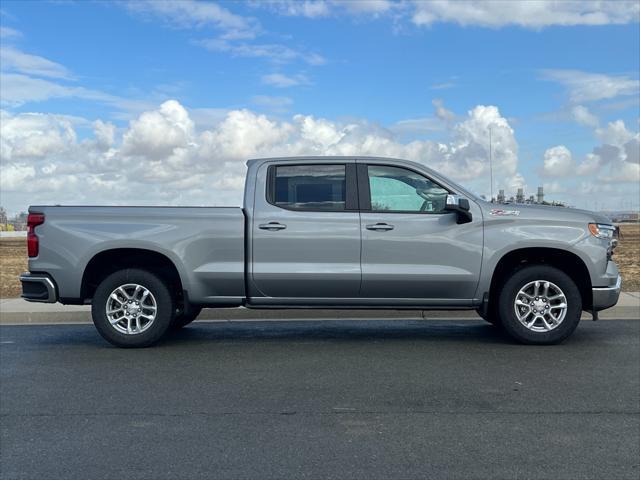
[514, 280, 568, 332]
[105, 283, 157, 335]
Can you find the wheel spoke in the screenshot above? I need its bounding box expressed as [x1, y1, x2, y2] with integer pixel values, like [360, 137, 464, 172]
[550, 303, 567, 310]
[105, 283, 157, 336]
[116, 287, 130, 300]
[542, 282, 550, 297]
[514, 279, 568, 333]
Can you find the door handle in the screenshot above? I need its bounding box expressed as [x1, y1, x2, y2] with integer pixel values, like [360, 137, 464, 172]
[366, 223, 394, 231]
[259, 222, 287, 231]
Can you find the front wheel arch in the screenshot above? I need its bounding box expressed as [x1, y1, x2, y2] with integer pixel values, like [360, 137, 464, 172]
[488, 247, 592, 313]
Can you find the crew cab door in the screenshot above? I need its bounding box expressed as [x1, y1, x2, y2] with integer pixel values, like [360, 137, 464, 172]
[357, 162, 483, 304]
[249, 161, 361, 301]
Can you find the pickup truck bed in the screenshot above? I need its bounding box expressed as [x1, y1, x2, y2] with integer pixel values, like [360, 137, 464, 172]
[26, 206, 246, 305]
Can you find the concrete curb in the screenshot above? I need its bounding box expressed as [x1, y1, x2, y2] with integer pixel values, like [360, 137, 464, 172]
[1, 293, 638, 325]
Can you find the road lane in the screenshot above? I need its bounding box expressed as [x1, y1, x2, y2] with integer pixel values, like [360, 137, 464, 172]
[1, 319, 639, 479]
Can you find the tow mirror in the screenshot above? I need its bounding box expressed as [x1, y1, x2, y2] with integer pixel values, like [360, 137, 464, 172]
[445, 194, 472, 224]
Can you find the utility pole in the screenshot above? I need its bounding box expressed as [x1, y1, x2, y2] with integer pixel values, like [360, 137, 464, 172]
[489, 126, 494, 202]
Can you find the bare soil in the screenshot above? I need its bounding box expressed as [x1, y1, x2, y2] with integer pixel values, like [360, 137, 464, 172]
[1, 224, 638, 297]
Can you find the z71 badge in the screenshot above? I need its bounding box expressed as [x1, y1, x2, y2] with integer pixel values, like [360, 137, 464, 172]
[490, 209, 520, 216]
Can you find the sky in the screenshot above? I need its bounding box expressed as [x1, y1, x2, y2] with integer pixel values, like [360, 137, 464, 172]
[1, 0, 639, 215]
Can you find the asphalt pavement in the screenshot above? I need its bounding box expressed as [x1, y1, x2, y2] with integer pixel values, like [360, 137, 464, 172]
[1, 318, 639, 479]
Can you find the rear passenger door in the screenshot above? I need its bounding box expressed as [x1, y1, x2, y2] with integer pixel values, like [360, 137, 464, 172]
[250, 162, 361, 301]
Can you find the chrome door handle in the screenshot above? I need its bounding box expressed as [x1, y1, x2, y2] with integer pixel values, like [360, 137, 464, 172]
[365, 223, 394, 231]
[259, 222, 287, 231]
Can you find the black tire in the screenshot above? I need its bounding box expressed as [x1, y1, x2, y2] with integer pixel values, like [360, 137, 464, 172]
[171, 306, 202, 330]
[91, 269, 174, 348]
[498, 265, 582, 345]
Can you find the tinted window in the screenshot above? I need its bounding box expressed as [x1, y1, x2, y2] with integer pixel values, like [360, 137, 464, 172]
[273, 165, 346, 211]
[368, 165, 448, 213]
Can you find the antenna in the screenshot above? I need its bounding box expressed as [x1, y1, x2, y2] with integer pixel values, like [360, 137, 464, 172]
[489, 126, 494, 202]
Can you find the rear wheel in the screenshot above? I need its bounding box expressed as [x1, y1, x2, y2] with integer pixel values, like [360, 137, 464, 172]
[498, 265, 582, 345]
[91, 269, 174, 348]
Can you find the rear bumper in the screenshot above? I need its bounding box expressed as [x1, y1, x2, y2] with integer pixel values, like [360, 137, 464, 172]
[592, 275, 622, 311]
[19, 272, 58, 303]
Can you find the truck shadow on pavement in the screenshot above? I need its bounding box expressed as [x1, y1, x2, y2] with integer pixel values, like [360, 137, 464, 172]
[1, 319, 613, 348]
[160, 319, 603, 348]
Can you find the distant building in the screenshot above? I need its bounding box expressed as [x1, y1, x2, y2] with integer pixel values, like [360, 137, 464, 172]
[494, 186, 565, 207]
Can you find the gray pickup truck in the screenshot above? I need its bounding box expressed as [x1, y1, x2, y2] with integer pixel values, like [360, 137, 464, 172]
[20, 156, 621, 347]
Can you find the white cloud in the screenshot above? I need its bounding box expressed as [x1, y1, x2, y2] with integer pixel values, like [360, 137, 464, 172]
[0, 72, 155, 114]
[0, 111, 77, 160]
[432, 98, 455, 122]
[128, 0, 326, 68]
[412, 0, 640, 29]
[541, 119, 640, 186]
[541, 69, 640, 103]
[256, 0, 395, 18]
[196, 38, 325, 65]
[542, 145, 574, 177]
[0, 100, 522, 213]
[0, 26, 21, 38]
[430, 82, 456, 90]
[596, 119, 635, 145]
[571, 105, 599, 128]
[251, 95, 293, 112]
[122, 100, 194, 160]
[261, 73, 311, 88]
[127, 0, 255, 37]
[257, 1, 331, 18]
[0, 46, 72, 79]
[575, 153, 601, 176]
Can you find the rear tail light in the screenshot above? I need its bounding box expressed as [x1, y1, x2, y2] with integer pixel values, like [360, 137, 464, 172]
[27, 213, 45, 257]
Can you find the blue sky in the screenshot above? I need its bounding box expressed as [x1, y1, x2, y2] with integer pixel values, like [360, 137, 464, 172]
[1, 0, 639, 214]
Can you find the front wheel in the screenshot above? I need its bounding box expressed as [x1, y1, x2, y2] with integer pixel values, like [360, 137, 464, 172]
[498, 265, 582, 345]
[91, 269, 174, 348]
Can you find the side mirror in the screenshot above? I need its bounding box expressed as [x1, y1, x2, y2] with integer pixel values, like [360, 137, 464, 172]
[445, 194, 472, 224]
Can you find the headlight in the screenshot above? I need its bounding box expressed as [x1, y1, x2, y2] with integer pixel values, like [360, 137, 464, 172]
[588, 223, 615, 239]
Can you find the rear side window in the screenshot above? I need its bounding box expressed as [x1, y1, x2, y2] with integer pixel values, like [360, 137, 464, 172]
[270, 164, 346, 211]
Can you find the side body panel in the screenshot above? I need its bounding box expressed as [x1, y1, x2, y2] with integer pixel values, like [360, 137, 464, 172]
[28, 206, 245, 304]
[476, 203, 618, 300]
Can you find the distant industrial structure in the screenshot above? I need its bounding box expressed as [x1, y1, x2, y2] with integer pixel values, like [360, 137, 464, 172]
[493, 186, 566, 207]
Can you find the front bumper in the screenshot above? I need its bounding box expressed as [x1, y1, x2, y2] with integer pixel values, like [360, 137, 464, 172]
[19, 272, 58, 303]
[592, 275, 622, 311]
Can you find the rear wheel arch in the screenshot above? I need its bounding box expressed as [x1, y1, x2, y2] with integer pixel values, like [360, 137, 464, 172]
[81, 248, 185, 303]
[488, 247, 592, 311]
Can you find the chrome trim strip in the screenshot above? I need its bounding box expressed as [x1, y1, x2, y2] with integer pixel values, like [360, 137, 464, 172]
[19, 273, 57, 303]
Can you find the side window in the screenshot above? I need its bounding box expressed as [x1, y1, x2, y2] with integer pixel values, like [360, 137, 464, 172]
[368, 165, 449, 213]
[271, 164, 346, 211]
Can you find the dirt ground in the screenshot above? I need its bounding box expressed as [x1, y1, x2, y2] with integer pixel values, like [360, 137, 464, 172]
[1, 223, 638, 298]
[1, 238, 27, 298]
